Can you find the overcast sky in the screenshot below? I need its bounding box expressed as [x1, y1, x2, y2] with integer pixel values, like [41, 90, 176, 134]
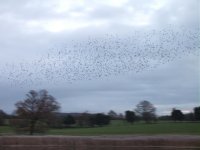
[0, 0, 199, 115]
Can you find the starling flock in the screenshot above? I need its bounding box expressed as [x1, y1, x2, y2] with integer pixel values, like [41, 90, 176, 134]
[0, 27, 199, 88]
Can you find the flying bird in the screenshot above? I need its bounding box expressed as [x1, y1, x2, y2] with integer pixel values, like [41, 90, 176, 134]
[0, 26, 199, 88]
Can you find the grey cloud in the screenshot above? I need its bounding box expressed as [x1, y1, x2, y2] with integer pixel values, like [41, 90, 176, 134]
[84, 0, 199, 28]
[0, 54, 198, 114]
[0, 0, 199, 115]
[0, 0, 56, 19]
[50, 54, 199, 114]
[151, 0, 199, 27]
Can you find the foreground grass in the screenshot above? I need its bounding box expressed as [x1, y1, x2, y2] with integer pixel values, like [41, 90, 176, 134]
[1, 121, 200, 136]
[48, 121, 200, 136]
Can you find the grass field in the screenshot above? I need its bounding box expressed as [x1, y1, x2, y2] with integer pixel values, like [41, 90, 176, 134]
[1, 120, 200, 135]
[0, 126, 13, 135]
[49, 121, 200, 136]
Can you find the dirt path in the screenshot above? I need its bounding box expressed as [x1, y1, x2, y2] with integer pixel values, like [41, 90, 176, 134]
[1, 135, 200, 150]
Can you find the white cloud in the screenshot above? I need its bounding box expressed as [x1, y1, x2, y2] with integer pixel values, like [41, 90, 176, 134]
[99, 0, 129, 7]
[0, 0, 198, 33]
[25, 18, 109, 33]
[128, 12, 152, 26]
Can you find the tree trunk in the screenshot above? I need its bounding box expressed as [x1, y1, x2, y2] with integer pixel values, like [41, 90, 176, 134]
[30, 120, 36, 135]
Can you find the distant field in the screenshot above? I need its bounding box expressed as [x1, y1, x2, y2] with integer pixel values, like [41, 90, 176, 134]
[1, 120, 200, 135]
[49, 121, 200, 136]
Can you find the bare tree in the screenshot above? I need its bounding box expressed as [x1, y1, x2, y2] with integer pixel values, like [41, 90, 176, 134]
[135, 100, 156, 123]
[15, 89, 60, 135]
[108, 110, 118, 119]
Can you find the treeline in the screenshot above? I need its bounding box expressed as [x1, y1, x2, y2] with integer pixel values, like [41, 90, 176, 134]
[0, 89, 200, 135]
[53, 112, 111, 128]
[159, 107, 200, 122]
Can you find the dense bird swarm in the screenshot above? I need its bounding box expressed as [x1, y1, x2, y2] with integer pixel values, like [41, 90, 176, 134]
[0, 27, 199, 87]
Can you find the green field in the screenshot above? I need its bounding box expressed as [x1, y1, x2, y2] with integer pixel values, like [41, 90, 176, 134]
[0, 126, 13, 135]
[1, 121, 200, 135]
[49, 121, 200, 135]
